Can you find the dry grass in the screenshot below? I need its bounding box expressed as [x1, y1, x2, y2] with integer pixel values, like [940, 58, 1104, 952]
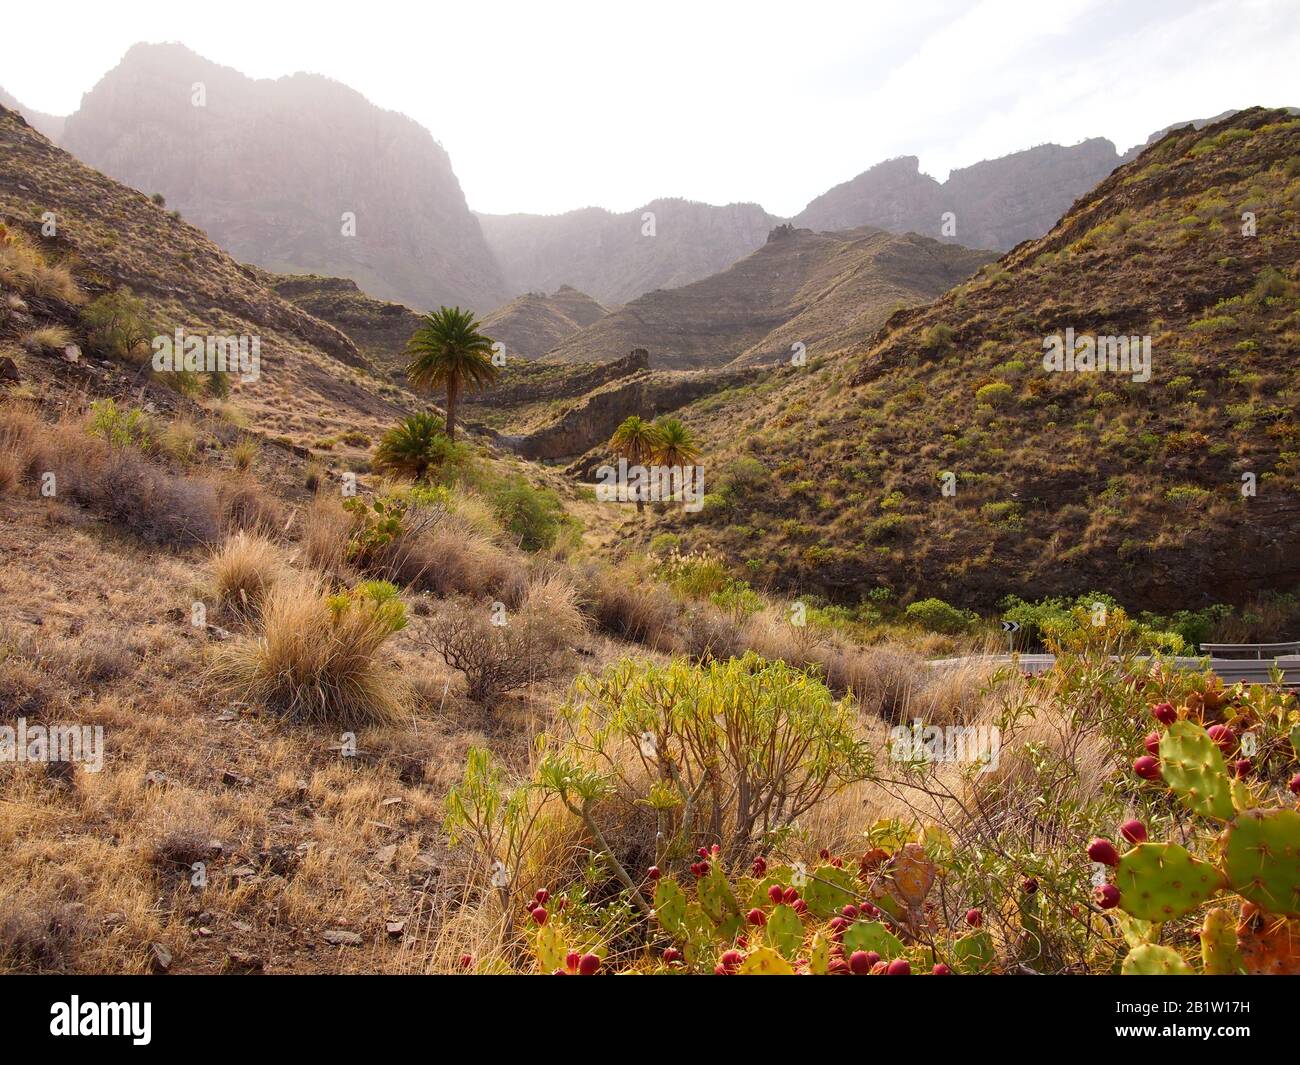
[0, 231, 83, 305]
[21, 325, 72, 354]
[210, 576, 409, 729]
[210, 531, 283, 621]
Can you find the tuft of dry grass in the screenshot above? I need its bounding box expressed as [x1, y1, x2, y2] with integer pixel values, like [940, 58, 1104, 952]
[21, 325, 72, 354]
[210, 576, 409, 729]
[210, 531, 283, 621]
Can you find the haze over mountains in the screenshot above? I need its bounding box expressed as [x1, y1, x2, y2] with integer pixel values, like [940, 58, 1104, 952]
[58, 43, 509, 313]
[1, 41, 1215, 323]
[545, 225, 995, 370]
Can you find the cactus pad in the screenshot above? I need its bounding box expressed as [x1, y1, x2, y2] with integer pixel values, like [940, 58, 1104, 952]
[1115, 842, 1225, 922]
[888, 843, 936, 909]
[841, 920, 904, 957]
[801, 863, 858, 917]
[953, 929, 995, 973]
[1121, 944, 1193, 975]
[1201, 907, 1244, 974]
[1158, 720, 1234, 821]
[765, 904, 804, 959]
[653, 878, 688, 936]
[1236, 905, 1300, 975]
[738, 946, 795, 975]
[1223, 808, 1300, 917]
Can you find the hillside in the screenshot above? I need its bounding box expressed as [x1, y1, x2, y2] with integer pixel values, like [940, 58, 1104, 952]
[479, 285, 609, 360]
[0, 86, 64, 142]
[544, 225, 995, 370]
[60, 42, 507, 313]
[651, 109, 1300, 612]
[0, 101, 420, 451]
[793, 139, 1125, 251]
[477, 198, 778, 305]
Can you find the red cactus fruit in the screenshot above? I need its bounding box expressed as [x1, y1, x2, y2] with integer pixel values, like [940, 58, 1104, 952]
[534, 888, 549, 906]
[932, 963, 952, 975]
[1021, 877, 1038, 895]
[1087, 838, 1120, 866]
[819, 848, 831, 860]
[1095, 883, 1121, 909]
[965, 908, 982, 928]
[1120, 819, 1147, 844]
[1206, 724, 1235, 752]
[1133, 755, 1161, 780]
[697, 848, 709, 859]
[1144, 731, 1161, 755]
[840, 904, 859, 919]
[577, 953, 600, 976]
[746, 908, 767, 926]
[530, 906, 547, 925]
[768, 884, 785, 905]
[792, 899, 808, 915]
[1233, 757, 1251, 778]
[719, 949, 743, 973]
[782, 887, 798, 904]
[1151, 702, 1177, 725]
[662, 948, 682, 964]
[886, 959, 911, 975]
[849, 950, 872, 975]
[1290, 772, 1300, 795]
[752, 855, 767, 876]
[565, 950, 580, 971]
[647, 866, 661, 880]
[863, 951, 880, 967]
[459, 953, 473, 969]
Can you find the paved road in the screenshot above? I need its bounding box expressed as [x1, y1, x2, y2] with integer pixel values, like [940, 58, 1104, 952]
[929, 654, 1300, 689]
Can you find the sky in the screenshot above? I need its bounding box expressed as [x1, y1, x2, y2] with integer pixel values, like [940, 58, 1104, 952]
[3, 0, 1299, 217]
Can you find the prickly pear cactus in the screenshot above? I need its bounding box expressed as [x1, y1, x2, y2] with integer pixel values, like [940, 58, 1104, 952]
[841, 920, 904, 957]
[653, 878, 688, 936]
[801, 863, 858, 917]
[1201, 907, 1245, 975]
[738, 946, 795, 975]
[1114, 842, 1225, 922]
[953, 929, 995, 973]
[765, 904, 803, 959]
[808, 930, 833, 975]
[1122, 943, 1193, 975]
[534, 922, 567, 973]
[1222, 808, 1300, 917]
[1158, 720, 1235, 821]
[1236, 904, 1300, 975]
[889, 843, 936, 909]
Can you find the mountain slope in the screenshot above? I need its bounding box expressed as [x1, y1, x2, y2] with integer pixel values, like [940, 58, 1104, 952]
[477, 198, 778, 306]
[479, 285, 609, 360]
[793, 139, 1124, 251]
[0, 100, 414, 444]
[0, 86, 64, 142]
[60, 42, 506, 313]
[544, 225, 995, 370]
[657, 109, 1300, 612]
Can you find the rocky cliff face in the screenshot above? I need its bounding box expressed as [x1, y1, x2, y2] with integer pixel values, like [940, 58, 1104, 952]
[61, 43, 507, 313]
[477, 198, 779, 306]
[793, 140, 1125, 251]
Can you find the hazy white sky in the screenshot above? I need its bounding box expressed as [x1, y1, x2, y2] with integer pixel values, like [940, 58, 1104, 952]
[3, 0, 1298, 216]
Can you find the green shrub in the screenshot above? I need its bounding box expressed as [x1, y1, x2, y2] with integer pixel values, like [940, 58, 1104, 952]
[490, 475, 562, 551]
[80, 287, 154, 362]
[373, 412, 465, 482]
[904, 597, 972, 634]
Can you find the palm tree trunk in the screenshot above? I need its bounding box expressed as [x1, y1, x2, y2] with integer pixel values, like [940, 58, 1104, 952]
[445, 374, 460, 441]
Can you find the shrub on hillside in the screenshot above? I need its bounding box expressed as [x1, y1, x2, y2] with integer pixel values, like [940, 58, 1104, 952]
[211, 578, 408, 728]
[372, 412, 466, 482]
[904, 597, 974, 635]
[80, 288, 154, 362]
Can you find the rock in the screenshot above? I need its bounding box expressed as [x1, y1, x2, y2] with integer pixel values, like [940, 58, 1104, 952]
[374, 844, 397, 868]
[145, 770, 168, 787]
[61, 344, 80, 363]
[322, 930, 363, 947]
[385, 920, 405, 937]
[149, 942, 172, 973]
[0, 356, 18, 383]
[221, 769, 251, 787]
[225, 949, 264, 973]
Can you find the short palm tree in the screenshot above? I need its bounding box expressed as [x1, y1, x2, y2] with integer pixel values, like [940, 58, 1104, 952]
[608, 415, 664, 513]
[652, 417, 700, 500]
[373, 411, 449, 481]
[404, 307, 498, 440]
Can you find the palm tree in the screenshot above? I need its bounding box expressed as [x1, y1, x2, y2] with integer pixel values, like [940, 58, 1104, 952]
[373, 411, 450, 481]
[404, 307, 498, 440]
[608, 415, 664, 513]
[652, 417, 700, 501]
